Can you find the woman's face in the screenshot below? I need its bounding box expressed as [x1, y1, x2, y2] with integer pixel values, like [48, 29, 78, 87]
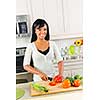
[35, 24, 47, 40]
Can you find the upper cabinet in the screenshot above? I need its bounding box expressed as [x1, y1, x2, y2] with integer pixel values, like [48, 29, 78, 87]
[30, 0, 64, 35]
[16, 0, 33, 27]
[16, 0, 29, 15]
[43, 0, 64, 35]
[16, 0, 83, 39]
[63, 0, 83, 34]
[30, 0, 44, 21]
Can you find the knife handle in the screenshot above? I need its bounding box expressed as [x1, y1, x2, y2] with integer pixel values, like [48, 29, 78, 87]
[48, 77, 53, 81]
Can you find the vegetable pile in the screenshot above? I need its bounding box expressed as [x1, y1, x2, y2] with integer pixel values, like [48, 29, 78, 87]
[32, 74, 83, 92]
[63, 74, 83, 88]
[48, 74, 83, 88]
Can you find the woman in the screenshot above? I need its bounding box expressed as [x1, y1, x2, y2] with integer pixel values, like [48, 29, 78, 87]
[23, 19, 64, 82]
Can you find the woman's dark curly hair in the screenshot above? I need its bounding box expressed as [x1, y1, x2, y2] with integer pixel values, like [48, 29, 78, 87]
[31, 19, 50, 42]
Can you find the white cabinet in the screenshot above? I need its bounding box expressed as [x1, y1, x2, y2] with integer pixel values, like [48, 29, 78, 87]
[43, 0, 64, 35]
[30, 0, 44, 22]
[16, 0, 33, 27]
[31, 0, 82, 35]
[16, 0, 29, 15]
[16, 0, 82, 38]
[63, 0, 82, 34]
[30, 0, 64, 35]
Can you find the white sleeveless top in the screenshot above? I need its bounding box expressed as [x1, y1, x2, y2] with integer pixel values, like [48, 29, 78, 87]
[23, 41, 63, 82]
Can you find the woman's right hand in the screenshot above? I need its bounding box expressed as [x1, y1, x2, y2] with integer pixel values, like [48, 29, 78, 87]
[38, 72, 48, 81]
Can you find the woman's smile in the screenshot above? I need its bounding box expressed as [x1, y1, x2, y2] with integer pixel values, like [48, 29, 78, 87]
[39, 33, 46, 39]
[35, 24, 47, 40]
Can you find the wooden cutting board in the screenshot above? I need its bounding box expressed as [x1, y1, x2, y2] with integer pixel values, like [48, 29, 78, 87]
[30, 81, 83, 96]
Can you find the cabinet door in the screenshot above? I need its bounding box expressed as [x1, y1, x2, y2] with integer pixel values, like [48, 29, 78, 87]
[71, 68, 83, 77]
[63, 0, 82, 34]
[31, 0, 44, 21]
[43, 0, 64, 35]
[16, 0, 29, 15]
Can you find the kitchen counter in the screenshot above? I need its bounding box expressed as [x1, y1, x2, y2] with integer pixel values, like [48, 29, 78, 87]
[16, 82, 83, 100]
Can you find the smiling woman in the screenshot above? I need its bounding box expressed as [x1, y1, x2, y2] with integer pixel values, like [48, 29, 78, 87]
[35, 24, 47, 40]
[23, 19, 64, 82]
[31, 19, 50, 42]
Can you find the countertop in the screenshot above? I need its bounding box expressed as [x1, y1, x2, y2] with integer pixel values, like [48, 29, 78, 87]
[16, 82, 83, 100]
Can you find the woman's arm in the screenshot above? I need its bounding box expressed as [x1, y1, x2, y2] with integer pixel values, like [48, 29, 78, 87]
[53, 42, 64, 76]
[24, 65, 42, 75]
[24, 65, 48, 81]
[58, 61, 64, 76]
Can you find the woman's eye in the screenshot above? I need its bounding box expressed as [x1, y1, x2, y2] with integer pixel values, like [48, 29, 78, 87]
[44, 29, 47, 31]
[38, 29, 41, 31]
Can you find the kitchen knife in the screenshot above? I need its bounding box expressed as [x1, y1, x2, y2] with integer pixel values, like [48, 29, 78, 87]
[48, 77, 53, 81]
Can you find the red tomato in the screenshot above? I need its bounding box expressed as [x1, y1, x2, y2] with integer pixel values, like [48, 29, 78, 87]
[73, 79, 80, 87]
[49, 81, 56, 86]
[53, 75, 63, 83]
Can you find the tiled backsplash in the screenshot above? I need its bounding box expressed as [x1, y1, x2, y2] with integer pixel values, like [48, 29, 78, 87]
[53, 37, 83, 63]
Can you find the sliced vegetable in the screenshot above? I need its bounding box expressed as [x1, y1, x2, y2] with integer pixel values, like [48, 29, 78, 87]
[49, 81, 57, 86]
[32, 83, 48, 92]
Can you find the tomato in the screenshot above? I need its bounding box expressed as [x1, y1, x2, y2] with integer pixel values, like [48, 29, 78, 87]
[53, 75, 63, 83]
[62, 79, 71, 88]
[49, 81, 56, 86]
[73, 79, 80, 87]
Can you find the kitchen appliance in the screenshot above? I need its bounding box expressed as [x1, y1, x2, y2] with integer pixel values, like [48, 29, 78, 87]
[16, 15, 30, 37]
[16, 47, 26, 73]
[16, 47, 33, 73]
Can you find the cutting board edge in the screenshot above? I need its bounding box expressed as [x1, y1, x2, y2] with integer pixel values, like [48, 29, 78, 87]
[30, 88, 83, 96]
